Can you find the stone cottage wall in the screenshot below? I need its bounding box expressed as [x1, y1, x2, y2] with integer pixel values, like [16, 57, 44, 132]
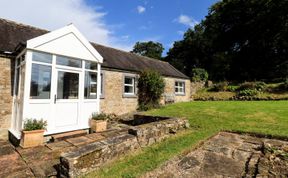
[0, 56, 14, 140]
[162, 77, 191, 103]
[100, 70, 138, 115]
[100, 69, 191, 115]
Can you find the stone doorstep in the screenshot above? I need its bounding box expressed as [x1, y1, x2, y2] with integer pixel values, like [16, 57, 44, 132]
[46, 140, 74, 151]
[66, 136, 94, 147]
[51, 130, 88, 141]
[85, 133, 106, 141]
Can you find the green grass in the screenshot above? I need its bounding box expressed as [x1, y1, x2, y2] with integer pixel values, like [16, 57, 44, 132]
[84, 101, 288, 178]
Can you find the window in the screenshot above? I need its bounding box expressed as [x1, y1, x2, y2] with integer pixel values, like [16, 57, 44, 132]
[124, 76, 135, 95]
[85, 61, 97, 70]
[56, 55, 82, 68]
[85, 72, 97, 99]
[32, 52, 52, 64]
[84, 72, 103, 99]
[57, 71, 79, 99]
[15, 68, 20, 96]
[30, 64, 52, 99]
[175, 81, 185, 95]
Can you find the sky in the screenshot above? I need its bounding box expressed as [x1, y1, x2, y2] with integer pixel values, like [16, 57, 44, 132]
[0, 0, 218, 55]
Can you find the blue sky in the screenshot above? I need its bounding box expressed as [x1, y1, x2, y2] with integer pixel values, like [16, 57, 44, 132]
[87, 0, 218, 55]
[0, 0, 218, 55]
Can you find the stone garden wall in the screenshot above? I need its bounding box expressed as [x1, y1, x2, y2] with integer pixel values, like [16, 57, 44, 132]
[59, 116, 189, 177]
[0, 56, 14, 140]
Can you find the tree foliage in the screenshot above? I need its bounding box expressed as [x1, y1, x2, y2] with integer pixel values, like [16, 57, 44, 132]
[131, 41, 164, 60]
[166, 0, 288, 82]
[137, 70, 165, 111]
[191, 68, 209, 82]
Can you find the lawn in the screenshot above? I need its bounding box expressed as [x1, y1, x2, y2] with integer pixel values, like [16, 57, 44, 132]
[85, 101, 288, 178]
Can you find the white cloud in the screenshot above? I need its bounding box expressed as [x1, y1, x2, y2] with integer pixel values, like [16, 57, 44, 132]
[176, 14, 199, 28]
[137, 6, 146, 14]
[0, 0, 131, 51]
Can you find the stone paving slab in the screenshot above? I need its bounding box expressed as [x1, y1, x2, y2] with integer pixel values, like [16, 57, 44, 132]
[0, 140, 34, 178]
[46, 140, 73, 151]
[85, 133, 106, 141]
[142, 132, 288, 178]
[66, 136, 94, 146]
[0, 127, 129, 177]
[17, 145, 53, 163]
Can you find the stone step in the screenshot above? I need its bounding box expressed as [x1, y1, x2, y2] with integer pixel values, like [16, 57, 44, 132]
[51, 130, 87, 141]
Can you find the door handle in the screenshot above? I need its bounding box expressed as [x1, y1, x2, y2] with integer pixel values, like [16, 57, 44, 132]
[54, 95, 57, 104]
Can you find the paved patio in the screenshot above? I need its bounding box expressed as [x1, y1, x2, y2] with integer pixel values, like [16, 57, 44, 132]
[142, 132, 288, 178]
[0, 126, 128, 178]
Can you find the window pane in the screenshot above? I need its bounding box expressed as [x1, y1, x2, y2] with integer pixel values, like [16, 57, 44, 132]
[15, 68, 20, 96]
[56, 56, 82, 68]
[30, 64, 51, 99]
[84, 72, 97, 99]
[125, 77, 133, 85]
[85, 61, 97, 70]
[32, 52, 52, 64]
[57, 71, 79, 99]
[125, 86, 134, 94]
[175, 87, 179, 93]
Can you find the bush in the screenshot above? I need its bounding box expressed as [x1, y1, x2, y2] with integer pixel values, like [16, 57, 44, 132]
[238, 82, 267, 92]
[210, 81, 229, 92]
[23, 119, 47, 131]
[237, 89, 259, 97]
[227, 85, 239, 92]
[191, 68, 209, 82]
[277, 79, 288, 92]
[91, 113, 117, 121]
[137, 70, 165, 111]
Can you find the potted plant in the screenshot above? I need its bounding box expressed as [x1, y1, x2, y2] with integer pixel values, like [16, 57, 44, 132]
[20, 118, 47, 148]
[90, 113, 108, 132]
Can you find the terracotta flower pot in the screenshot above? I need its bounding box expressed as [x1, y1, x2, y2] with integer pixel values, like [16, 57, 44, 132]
[90, 120, 107, 132]
[20, 130, 45, 148]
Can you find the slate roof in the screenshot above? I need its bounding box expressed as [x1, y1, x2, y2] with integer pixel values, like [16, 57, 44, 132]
[0, 18, 189, 79]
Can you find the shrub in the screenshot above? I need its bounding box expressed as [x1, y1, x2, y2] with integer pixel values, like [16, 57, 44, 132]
[137, 70, 165, 111]
[238, 81, 267, 92]
[23, 119, 47, 131]
[91, 113, 117, 121]
[210, 81, 229, 92]
[191, 68, 209, 82]
[277, 79, 288, 92]
[237, 89, 259, 97]
[227, 85, 239, 92]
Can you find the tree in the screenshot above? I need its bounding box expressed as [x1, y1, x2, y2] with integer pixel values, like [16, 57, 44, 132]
[137, 70, 165, 111]
[131, 41, 164, 60]
[167, 0, 288, 82]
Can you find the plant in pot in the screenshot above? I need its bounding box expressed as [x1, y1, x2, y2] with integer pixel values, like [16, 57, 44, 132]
[90, 113, 108, 133]
[20, 118, 47, 148]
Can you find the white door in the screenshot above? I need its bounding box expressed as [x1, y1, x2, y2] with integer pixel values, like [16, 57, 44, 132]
[54, 69, 80, 130]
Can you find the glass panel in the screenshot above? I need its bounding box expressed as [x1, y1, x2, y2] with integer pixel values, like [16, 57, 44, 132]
[56, 56, 82, 68]
[57, 71, 79, 99]
[125, 86, 134, 94]
[125, 77, 133, 85]
[175, 87, 179, 93]
[85, 61, 97, 70]
[30, 64, 52, 99]
[32, 52, 52, 64]
[15, 68, 20, 96]
[84, 72, 97, 99]
[100, 74, 103, 95]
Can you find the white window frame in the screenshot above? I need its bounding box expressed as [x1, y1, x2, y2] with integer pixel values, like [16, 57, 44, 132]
[123, 74, 136, 97]
[84, 70, 104, 99]
[175, 80, 185, 95]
